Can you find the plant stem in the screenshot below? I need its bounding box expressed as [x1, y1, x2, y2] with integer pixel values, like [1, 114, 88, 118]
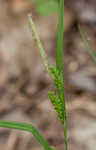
[56, 0, 64, 72]
[0, 120, 52, 150]
[56, 0, 68, 150]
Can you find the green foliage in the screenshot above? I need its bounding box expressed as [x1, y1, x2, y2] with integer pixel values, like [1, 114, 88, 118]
[0, 0, 68, 150]
[48, 1, 68, 149]
[29, 11, 67, 127]
[31, 0, 58, 16]
[0, 120, 52, 150]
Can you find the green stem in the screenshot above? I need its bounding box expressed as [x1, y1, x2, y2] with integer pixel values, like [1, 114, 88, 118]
[56, 0, 68, 150]
[56, 0, 64, 72]
[0, 120, 52, 150]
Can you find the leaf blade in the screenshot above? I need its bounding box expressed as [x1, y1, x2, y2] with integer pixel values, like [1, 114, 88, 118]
[0, 120, 51, 150]
[79, 25, 96, 63]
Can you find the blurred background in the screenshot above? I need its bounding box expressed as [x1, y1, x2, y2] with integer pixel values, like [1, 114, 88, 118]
[0, 0, 96, 150]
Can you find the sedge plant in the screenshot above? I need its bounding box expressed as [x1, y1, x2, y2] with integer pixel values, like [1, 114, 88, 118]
[0, 0, 68, 150]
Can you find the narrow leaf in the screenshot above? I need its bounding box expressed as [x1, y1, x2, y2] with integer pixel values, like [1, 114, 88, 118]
[79, 25, 96, 63]
[0, 120, 52, 150]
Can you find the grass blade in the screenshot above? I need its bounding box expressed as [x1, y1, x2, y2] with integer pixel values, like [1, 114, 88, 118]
[79, 25, 96, 63]
[0, 120, 52, 150]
